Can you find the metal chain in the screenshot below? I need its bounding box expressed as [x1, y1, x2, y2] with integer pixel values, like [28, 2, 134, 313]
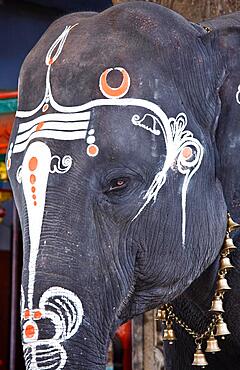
[159, 215, 239, 343]
[165, 305, 218, 340]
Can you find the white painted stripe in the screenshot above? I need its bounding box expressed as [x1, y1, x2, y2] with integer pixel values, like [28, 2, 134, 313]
[16, 121, 89, 144]
[13, 130, 86, 153]
[18, 112, 91, 133]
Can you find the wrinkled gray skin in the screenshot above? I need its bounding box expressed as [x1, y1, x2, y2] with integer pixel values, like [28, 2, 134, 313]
[8, 2, 240, 369]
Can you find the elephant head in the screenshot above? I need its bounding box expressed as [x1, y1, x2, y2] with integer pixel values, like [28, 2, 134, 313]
[7, 3, 240, 369]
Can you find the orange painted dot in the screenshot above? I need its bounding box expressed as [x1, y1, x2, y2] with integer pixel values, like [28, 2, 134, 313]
[42, 103, 49, 113]
[32, 194, 36, 200]
[36, 121, 45, 131]
[87, 144, 99, 157]
[29, 157, 38, 171]
[25, 324, 35, 338]
[34, 201, 37, 206]
[24, 309, 31, 319]
[182, 147, 192, 159]
[48, 57, 54, 65]
[31, 186, 36, 193]
[7, 158, 11, 169]
[33, 310, 42, 320]
[30, 174, 36, 184]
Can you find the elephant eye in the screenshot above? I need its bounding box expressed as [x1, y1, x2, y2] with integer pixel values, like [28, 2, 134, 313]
[107, 177, 129, 192]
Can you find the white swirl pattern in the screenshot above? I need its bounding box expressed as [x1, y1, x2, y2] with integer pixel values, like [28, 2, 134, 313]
[133, 113, 203, 246]
[50, 155, 73, 174]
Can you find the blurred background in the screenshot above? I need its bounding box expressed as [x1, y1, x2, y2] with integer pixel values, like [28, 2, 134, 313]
[1, 1, 240, 369]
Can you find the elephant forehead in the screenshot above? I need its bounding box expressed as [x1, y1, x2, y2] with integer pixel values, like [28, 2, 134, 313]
[18, 4, 200, 112]
[89, 106, 166, 158]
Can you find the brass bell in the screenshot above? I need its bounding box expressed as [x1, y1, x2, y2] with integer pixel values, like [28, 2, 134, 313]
[216, 275, 231, 292]
[163, 324, 176, 344]
[156, 309, 167, 321]
[215, 315, 231, 338]
[210, 295, 224, 313]
[222, 236, 237, 255]
[219, 256, 234, 272]
[192, 344, 208, 367]
[205, 334, 221, 353]
[227, 214, 240, 233]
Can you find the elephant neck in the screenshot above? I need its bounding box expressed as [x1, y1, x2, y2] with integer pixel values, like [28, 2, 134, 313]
[172, 253, 220, 321]
[184, 254, 221, 311]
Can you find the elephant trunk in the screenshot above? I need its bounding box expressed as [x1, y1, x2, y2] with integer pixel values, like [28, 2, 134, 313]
[10, 142, 134, 369]
[21, 253, 119, 370]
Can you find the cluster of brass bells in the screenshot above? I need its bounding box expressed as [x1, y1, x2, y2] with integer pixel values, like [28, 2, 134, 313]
[156, 214, 239, 368]
[156, 308, 177, 345]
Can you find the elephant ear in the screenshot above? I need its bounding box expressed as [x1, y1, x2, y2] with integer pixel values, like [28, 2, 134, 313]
[201, 24, 240, 224]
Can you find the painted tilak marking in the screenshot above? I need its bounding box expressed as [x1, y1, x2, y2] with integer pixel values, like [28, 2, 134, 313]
[10, 24, 204, 370]
[18, 141, 82, 370]
[21, 141, 52, 308]
[99, 67, 131, 99]
[14, 112, 90, 154]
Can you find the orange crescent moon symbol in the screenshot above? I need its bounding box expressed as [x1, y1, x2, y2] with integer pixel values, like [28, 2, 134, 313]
[99, 67, 130, 99]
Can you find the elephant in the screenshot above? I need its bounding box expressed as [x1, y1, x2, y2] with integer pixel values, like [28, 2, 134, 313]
[7, 2, 240, 369]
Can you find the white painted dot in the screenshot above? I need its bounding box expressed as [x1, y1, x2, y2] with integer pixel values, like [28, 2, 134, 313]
[88, 129, 95, 135]
[87, 136, 95, 144]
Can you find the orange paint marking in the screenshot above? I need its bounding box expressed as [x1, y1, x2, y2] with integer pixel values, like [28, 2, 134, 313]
[29, 157, 38, 171]
[87, 144, 99, 157]
[34, 201, 37, 206]
[32, 194, 36, 200]
[30, 174, 36, 184]
[182, 147, 192, 159]
[25, 324, 35, 338]
[99, 67, 130, 99]
[42, 103, 49, 113]
[36, 121, 45, 131]
[48, 57, 54, 65]
[24, 309, 31, 319]
[7, 158, 11, 170]
[31, 186, 36, 193]
[34, 310, 42, 320]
